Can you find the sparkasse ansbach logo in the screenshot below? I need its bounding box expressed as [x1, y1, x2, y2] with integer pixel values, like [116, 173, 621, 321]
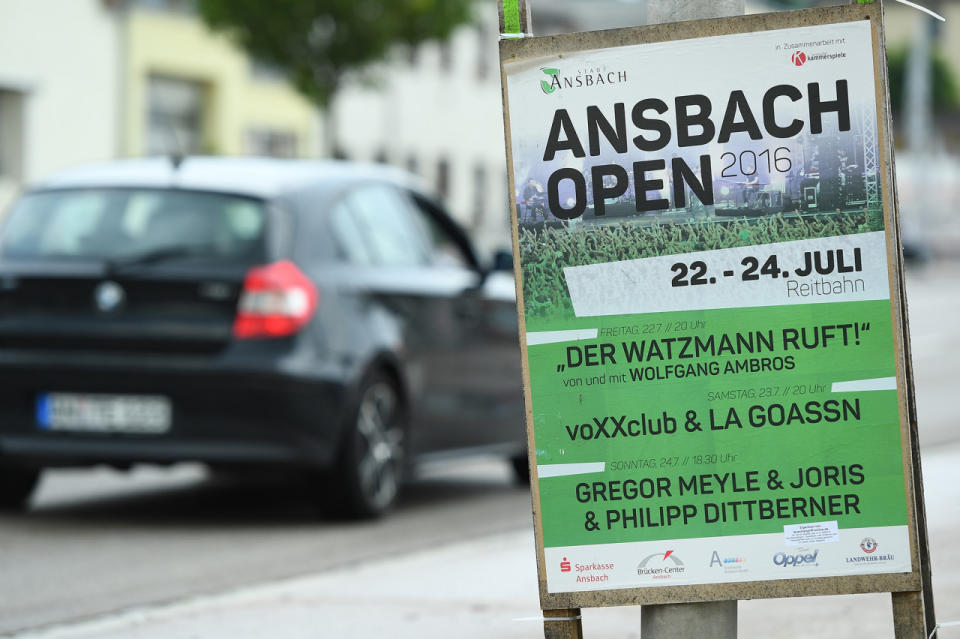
[560, 556, 571, 572]
[792, 50, 807, 66]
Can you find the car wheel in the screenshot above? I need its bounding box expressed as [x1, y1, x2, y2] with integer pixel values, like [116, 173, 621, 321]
[338, 373, 405, 518]
[0, 466, 41, 510]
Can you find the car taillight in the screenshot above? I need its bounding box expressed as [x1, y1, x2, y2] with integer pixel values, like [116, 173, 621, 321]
[233, 261, 318, 339]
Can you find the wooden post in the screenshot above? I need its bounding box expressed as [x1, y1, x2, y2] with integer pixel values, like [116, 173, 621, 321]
[889, 289, 937, 639]
[499, 6, 583, 637]
[543, 608, 584, 639]
[877, 0, 937, 634]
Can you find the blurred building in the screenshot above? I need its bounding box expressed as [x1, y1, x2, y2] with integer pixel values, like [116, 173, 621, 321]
[329, 0, 675, 250]
[0, 0, 120, 213]
[0, 0, 319, 214]
[120, 0, 318, 159]
[882, 0, 960, 150]
[884, 0, 959, 62]
[2, 0, 956, 252]
[329, 5, 508, 249]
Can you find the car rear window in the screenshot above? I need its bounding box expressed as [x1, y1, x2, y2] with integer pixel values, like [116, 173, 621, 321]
[1, 189, 267, 264]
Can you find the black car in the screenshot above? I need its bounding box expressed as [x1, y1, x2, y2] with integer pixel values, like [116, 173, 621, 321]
[0, 157, 525, 517]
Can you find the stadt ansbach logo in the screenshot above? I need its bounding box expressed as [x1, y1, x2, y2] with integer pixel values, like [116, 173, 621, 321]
[539, 65, 628, 95]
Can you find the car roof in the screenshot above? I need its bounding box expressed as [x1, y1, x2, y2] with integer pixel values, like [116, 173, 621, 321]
[32, 156, 428, 200]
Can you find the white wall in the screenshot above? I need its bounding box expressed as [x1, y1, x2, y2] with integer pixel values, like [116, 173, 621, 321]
[331, 7, 510, 252]
[0, 0, 119, 212]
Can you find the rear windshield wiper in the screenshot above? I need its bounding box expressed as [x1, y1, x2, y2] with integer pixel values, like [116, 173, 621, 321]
[105, 244, 220, 272]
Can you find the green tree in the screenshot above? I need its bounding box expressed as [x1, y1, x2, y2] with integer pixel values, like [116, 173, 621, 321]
[886, 45, 960, 116]
[196, 0, 475, 110]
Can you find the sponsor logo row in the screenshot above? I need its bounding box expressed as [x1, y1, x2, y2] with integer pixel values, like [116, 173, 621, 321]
[557, 537, 895, 584]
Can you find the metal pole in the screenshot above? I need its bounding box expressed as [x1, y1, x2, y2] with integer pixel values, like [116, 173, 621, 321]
[642, 600, 737, 638]
[647, 0, 744, 23]
[638, 0, 737, 614]
[904, 9, 933, 153]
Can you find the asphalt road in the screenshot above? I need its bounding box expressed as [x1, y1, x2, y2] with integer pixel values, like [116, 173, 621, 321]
[901, 264, 960, 449]
[1, 263, 957, 635]
[0, 460, 532, 635]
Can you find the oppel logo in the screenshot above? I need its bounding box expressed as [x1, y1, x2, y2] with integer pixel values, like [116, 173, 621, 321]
[560, 557, 571, 572]
[773, 549, 819, 567]
[791, 50, 807, 66]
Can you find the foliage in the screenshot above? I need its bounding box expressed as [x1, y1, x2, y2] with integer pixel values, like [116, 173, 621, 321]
[519, 212, 875, 320]
[195, 0, 475, 109]
[887, 46, 960, 115]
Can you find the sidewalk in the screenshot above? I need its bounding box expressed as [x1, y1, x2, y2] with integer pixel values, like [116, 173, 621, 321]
[16, 444, 960, 639]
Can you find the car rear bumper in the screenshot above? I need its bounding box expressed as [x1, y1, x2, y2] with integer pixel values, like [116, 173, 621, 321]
[0, 353, 351, 469]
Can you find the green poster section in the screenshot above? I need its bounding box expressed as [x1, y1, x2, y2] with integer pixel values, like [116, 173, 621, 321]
[502, 0, 521, 33]
[529, 299, 908, 548]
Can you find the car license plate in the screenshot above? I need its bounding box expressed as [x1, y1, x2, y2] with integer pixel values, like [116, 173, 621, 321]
[36, 393, 172, 434]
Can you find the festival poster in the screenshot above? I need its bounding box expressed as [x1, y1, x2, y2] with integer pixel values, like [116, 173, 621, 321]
[503, 17, 914, 594]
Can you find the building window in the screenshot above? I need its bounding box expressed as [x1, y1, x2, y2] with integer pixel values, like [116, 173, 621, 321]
[0, 93, 6, 177]
[146, 75, 205, 156]
[476, 22, 490, 81]
[472, 163, 487, 230]
[250, 59, 287, 84]
[133, 0, 196, 13]
[439, 41, 453, 72]
[0, 89, 24, 181]
[436, 158, 450, 199]
[406, 155, 419, 176]
[246, 129, 298, 158]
